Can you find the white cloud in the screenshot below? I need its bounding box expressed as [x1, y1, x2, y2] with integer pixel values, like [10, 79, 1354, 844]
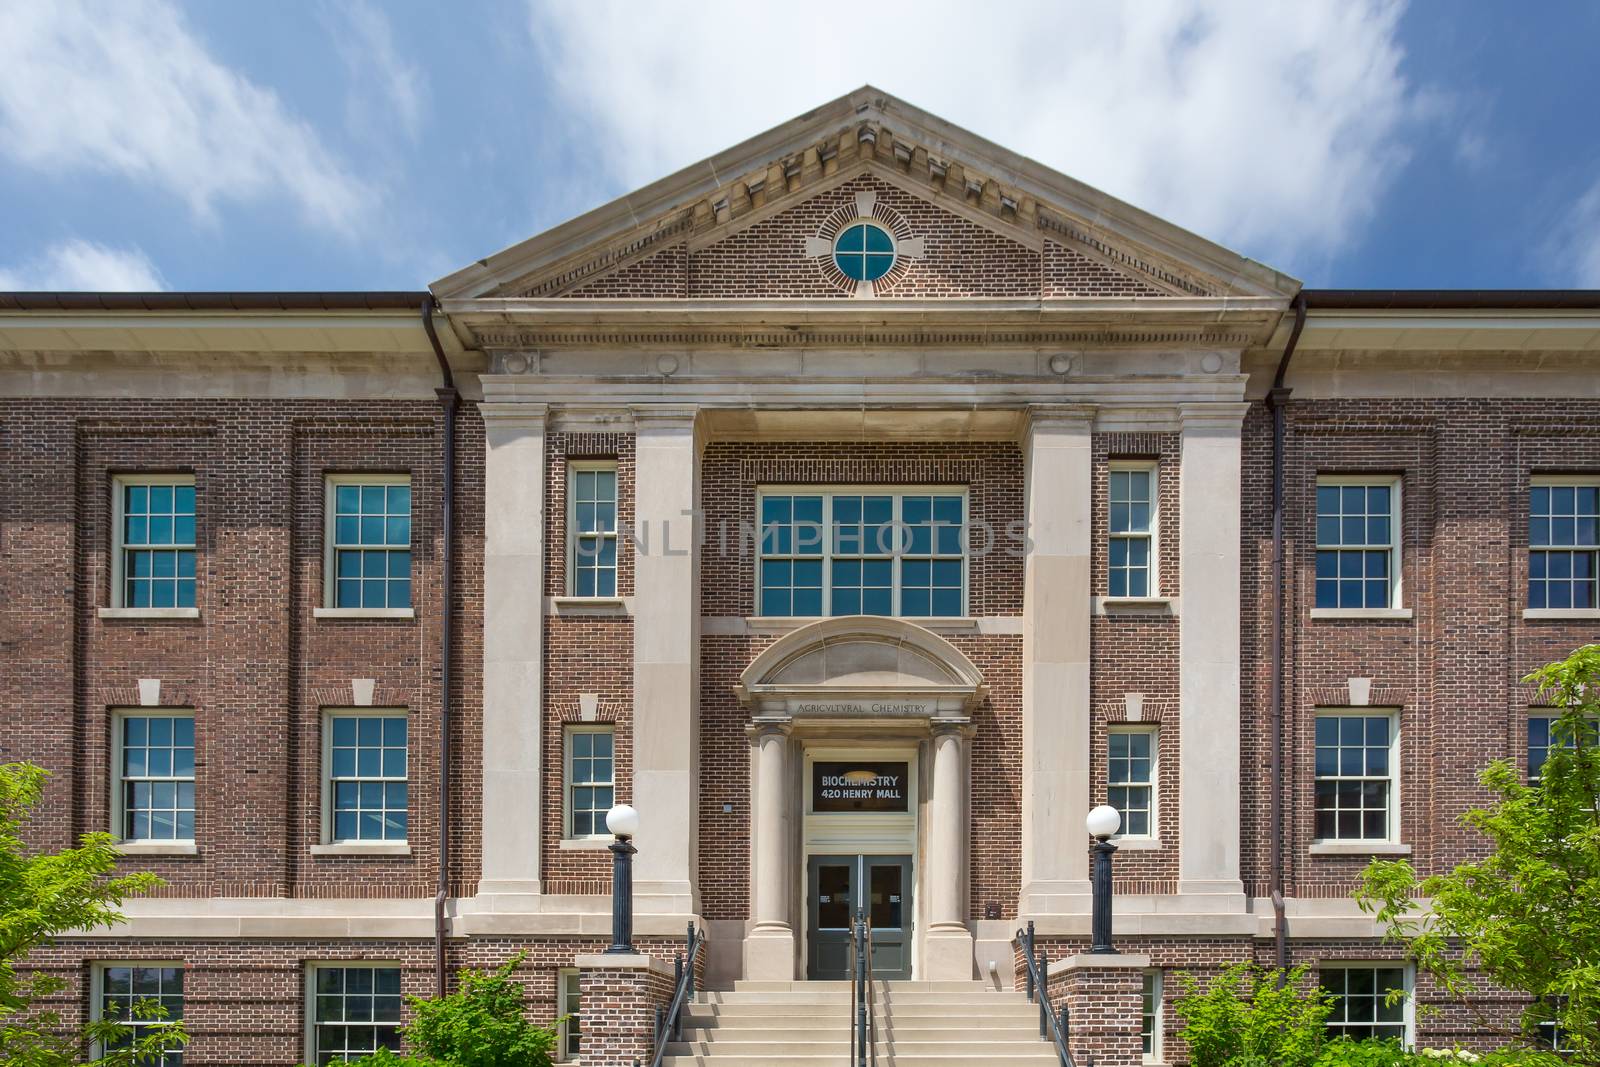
[0, 0, 373, 236]
[1557, 180, 1600, 287]
[325, 0, 426, 143]
[528, 0, 1427, 270]
[0, 239, 166, 291]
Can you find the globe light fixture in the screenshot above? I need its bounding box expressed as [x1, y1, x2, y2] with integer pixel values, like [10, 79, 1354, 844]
[607, 803, 641, 839]
[1085, 804, 1122, 842]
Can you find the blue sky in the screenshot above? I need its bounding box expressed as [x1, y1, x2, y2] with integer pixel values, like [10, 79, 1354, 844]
[1, 0, 1597, 292]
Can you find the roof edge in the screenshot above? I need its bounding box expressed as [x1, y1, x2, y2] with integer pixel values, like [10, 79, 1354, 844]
[1304, 289, 1600, 311]
[0, 291, 430, 313]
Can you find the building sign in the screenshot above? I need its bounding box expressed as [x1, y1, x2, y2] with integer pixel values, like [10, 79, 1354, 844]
[812, 761, 909, 812]
[792, 700, 934, 717]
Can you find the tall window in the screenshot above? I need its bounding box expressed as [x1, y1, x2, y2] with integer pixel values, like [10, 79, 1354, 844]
[327, 476, 411, 609]
[114, 476, 196, 609]
[1529, 479, 1598, 609]
[1108, 464, 1156, 598]
[1141, 970, 1162, 1062]
[565, 726, 614, 839]
[1314, 712, 1398, 842]
[1107, 728, 1156, 838]
[1315, 479, 1399, 610]
[326, 713, 408, 842]
[96, 963, 184, 1066]
[115, 713, 195, 843]
[1529, 713, 1598, 782]
[1321, 966, 1409, 1043]
[557, 969, 582, 1061]
[568, 462, 618, 597]
[310, 965, 402, 1063]
[757, 489, 965, 617]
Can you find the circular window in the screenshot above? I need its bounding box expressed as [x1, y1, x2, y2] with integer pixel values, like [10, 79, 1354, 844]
[833, 222, 895, 282]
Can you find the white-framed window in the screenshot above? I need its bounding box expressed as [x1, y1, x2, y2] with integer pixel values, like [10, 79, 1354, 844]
[755, 487, 967, 618]
[1107, 726, 1157, 838]
[568, 461, 618, 597]
[1528, 713, 1599, 782]
[325, 475, 412, 609]
[1108, 462, 1157, 598]
[1314, 711, 1399, 842]
[93, 962, 185, 1066]
[1529, 477, 1598, 609]
[564, 725, 615, 839]
[557, 968, 582, 1062]
[324, 711, 408, 843]
[1315, 476, 1401, 610]
[112, 475, 196, 609]
[307, 963, 403, 1064]
[1320, 964, 1411, 1045]
[1141, 969, 1162, 1062]
[112, 711, 195, 843]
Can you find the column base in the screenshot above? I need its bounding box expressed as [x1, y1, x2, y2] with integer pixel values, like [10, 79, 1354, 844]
[1175, 879, 1248, 912]
[1018, 879, 1093, 916]
[744, 925, 796, 981]
[923, 923, 975, 980]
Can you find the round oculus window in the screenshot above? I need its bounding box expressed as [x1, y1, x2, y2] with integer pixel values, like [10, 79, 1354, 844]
[833, 221, 895, 282]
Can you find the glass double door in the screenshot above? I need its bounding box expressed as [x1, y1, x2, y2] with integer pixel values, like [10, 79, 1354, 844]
[806, 854, 913, 980]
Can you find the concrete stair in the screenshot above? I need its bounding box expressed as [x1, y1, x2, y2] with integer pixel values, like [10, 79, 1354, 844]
[663, 979, 1061, 1066]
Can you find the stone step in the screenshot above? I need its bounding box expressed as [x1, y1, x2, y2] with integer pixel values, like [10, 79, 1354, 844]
[662, 1055, 1061, 1067]
[728, 979, 990, 992]
[669, 1037, 1054, 1055]
[683, 1002, 1039, 1022]
[680, 1021, 1030, 1040]
[697, 988, 1025, 1006]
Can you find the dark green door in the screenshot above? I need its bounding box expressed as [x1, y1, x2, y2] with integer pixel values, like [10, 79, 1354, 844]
[806, 854, 913, 980]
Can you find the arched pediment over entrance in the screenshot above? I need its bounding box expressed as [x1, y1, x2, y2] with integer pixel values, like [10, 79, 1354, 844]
[734, 615, 986, 720]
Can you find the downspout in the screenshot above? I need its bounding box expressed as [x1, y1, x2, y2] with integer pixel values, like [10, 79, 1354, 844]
[1268, 292, 1307, 973]
[421, 295, 457, 998]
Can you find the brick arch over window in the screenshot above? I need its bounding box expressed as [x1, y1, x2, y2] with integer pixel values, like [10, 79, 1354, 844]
[734, 615, 986, 717]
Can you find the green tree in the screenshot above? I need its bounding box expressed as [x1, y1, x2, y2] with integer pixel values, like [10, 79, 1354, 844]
[1174, 962, 1335, 1067]
[1357, 643, 1600, 1064]
[0, 761, 186, 1066]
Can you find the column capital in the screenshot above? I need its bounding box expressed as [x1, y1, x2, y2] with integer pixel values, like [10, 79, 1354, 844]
[745, 717, 793, 739]
[478, 401, 549, 426]
[1024, 403, 1097, 434]
[1178, 402, 1250, 434]
[630, 403, 699, 428]
[930, 717, 976, 739]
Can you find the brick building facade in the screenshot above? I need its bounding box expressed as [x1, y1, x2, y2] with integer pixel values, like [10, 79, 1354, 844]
[3, 88, 1597, 1064]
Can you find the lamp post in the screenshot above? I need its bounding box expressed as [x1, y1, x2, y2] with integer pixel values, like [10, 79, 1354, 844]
[604, 804, 640, 954]
[1085, 804, 1120, 955]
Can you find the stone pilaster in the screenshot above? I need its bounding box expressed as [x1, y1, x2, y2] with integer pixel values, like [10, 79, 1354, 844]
[478, 403, 547, 897]
[630, 405, 700, 914]
[1019, 404, 1095, 915]
[1177, 403, 1249, 904]
[744, 719, 795, 979]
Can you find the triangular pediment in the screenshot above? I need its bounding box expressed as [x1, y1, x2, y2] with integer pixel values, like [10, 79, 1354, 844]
[433, 87, 1299, 304]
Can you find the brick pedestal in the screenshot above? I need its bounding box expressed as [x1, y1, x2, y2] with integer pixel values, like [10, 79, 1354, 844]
[575, 953, 677, 1067]
[1046, 953, 1149, 1067]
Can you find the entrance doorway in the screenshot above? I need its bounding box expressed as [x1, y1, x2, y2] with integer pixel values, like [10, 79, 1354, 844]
[805, 854, 913, 980]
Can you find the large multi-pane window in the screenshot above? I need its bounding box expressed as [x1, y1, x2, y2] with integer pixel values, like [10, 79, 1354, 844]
[1321, 966, 1409, 1044]
[96, 963, 184, 1066]
[327, 476, 412, 609]
[114, 476, 197, 609]
[756, 489, 965, 617]
[1529, 713, 1599, 782]
[1315, 479, 1399, 610]
[1314, 713, 1398, 842]
[326, 713, 408, 843]
[1108, 464, 1156, 598]
[557, 969, 583, 1061]
[568, 462, 618, 597]
[1141, 970, 1162, 1062]
[116, 713, 195, 843]
[309, 965, 403, 1063]
[1107, 728, 1156, 838]
[1529, 479, 1598, 609]
[565, 726, 615, 839]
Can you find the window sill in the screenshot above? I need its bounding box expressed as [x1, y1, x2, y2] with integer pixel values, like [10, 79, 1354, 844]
[312, 608, 415, 620]
[310, 842, 411, 856]
[1094, 596, 1177, 616]
[1110, 837, 1163, 851]
[549, 596, 631, 617]
[98, 607, 200, 620]
[1309, 608, 1413, 621]
[1309, 841, 1412, 857]
[1524, 608, 1600, 621]
[114, 841, 198, 856]
[559, 838, 615, 851]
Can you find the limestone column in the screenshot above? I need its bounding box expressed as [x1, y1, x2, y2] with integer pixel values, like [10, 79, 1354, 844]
[478, 403, 548, 898]
[1176, 403, 1249, 904]
[630, 405, 700, 914]
[924, 721, 974, 978]
[744, 720, 795, 979]
[1019, 404, 1095, 915]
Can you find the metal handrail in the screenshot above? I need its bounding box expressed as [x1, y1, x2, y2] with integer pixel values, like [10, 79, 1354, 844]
[639, 922, 703, 1067]
[1016, 920, 1076, 1067]
[850, 908, 879, 1067]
